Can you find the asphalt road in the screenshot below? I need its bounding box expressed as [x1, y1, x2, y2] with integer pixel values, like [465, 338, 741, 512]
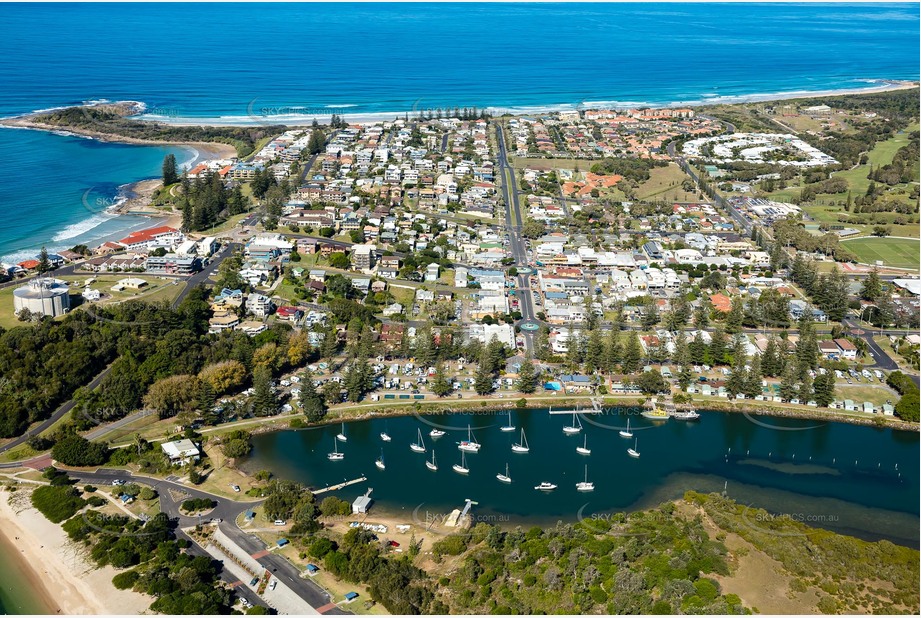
[494, 123, 540, 352]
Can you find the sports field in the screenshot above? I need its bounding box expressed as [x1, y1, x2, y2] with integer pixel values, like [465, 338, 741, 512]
[842, 237, 920, 270]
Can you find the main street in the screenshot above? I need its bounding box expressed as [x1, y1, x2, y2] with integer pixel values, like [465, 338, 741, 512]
[495, 123, 540, 353]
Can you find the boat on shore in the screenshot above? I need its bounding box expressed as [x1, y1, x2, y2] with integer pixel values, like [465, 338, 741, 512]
[511, 428, 530, 453]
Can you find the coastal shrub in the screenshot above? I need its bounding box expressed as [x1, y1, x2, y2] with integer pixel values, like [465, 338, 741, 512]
[43, 467, 73, 486]
[181, 498, 216, 513]
[112, 570, 140, 590]
[51, 434, 110, 467]
[432, 535, 467, 556]
[308, 537, 336, 559]
[31, 485, 86, 523]
[87, 496, 107, 507]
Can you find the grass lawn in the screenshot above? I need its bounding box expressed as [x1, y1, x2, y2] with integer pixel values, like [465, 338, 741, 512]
[841, 237, 920, 269]
[635, 163, 699, 202]
[0, 285, 26, 330]
[834, 383, 898, 407]
[206, 212, 250, 235]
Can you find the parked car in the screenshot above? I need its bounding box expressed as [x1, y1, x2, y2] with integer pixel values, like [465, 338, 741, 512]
[250, 577, 259, 587]
[274, 519, 286, 526]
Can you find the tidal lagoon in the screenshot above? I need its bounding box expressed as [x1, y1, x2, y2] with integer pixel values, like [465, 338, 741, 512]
[244, 408, 920, 548]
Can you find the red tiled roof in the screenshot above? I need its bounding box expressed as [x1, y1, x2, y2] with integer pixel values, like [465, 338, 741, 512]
[710, 293, 732, 313]
[118, 226, 178, 246]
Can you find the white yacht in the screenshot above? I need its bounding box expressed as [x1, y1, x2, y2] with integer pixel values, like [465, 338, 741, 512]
[458, 425, 481, 452]
[576, 435, 591, 455]
[327, 439, 344, 461]
[627, 437, 640, 458]
[375, 449, 385, 470]
[429, 428, 446, 438]
[410, 428, 426, 453]
[576, 465, 594, 492]
[511, 428, 530, 453]
[336, 422, 347, 442]
[619, 418, 633, 439]
[426, 450, 438, 471]
[534, 482, 557, 491]
[452, 451, 469, 474]
[496, 463, 512, 483]
[499, 411, 516, 432]
[563, 412, 582, 434]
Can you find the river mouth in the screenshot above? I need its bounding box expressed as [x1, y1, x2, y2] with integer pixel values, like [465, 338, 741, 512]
[242, 408, 920, 548]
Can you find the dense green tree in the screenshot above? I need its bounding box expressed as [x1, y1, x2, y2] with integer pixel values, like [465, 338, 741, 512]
[812, 372, 835, 407]
[860, 267, 883, 302]
[251, 365, 280, 416]
[162, 154, 178, 185]
[301, 376, 327, 422]
[516, 357, 538, 394]
[51, 434, 110, 467]
[430, 364, 453, 397]
[622, 332, 644, 374]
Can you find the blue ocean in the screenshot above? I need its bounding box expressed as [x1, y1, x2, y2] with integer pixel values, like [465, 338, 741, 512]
[0, 2, 918, 261]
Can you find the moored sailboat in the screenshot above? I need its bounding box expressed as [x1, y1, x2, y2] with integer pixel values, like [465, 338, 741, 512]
[452, 451, 469, 474]
[410, 428, 426, 453]
[511, 428, 530, 453]
[576, 465, 594, 492]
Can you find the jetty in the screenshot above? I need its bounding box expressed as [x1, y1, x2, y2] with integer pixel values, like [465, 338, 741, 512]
[312, 475, 367, 495]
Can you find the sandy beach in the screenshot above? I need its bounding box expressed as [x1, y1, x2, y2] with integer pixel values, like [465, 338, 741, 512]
[0, 486, 152, 615]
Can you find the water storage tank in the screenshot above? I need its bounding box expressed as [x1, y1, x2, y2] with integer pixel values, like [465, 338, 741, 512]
[13, 278, 71, 318]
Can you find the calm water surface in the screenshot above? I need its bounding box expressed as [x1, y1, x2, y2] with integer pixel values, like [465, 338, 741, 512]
[244, 408, 920, 547]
